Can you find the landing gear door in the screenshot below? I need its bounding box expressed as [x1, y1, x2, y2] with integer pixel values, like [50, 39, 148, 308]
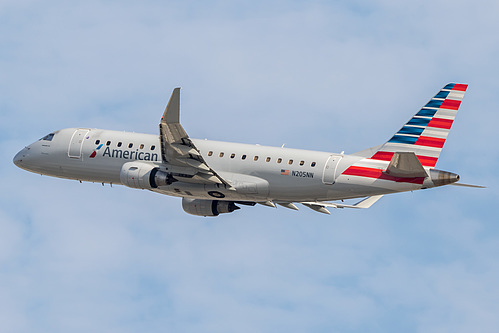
[68, 129, 90, 158]
[322, 155, 342, 185]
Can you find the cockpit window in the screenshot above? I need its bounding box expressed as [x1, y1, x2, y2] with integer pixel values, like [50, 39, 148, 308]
[40, 133, 55, 141]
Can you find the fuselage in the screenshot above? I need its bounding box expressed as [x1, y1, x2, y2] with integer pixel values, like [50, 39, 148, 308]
[14, 127, 432, 202]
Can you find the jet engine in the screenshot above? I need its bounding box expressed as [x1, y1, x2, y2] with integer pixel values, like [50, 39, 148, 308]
[120, 161, 173, 189]
[182, 198, 240, 217]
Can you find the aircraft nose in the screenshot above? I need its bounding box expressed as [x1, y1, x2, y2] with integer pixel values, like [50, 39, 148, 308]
[13, 147, 30, 168]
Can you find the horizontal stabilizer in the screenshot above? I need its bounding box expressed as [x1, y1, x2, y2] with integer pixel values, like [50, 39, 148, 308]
[450, 183, 486, 188]
[384, 152, 428, 178]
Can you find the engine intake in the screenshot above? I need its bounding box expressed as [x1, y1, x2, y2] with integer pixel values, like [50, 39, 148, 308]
[182, 198, 240, 217]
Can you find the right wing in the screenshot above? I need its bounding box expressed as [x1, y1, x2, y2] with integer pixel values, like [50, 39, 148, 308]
[159, 88, 230, 186]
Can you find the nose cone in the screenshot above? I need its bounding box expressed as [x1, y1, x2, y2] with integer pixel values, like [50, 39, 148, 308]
[13, 147, 29, 169]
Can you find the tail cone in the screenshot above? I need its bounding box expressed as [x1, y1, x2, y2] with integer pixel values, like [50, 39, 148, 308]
[429, 169, 460, 187]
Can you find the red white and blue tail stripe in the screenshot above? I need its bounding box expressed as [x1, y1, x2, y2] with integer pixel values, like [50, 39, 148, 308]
[371, 83, 467, 167]
[341, 83, 467, 185]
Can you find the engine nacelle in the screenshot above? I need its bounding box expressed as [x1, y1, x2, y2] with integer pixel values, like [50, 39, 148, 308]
[120, 161, 173, 189]
[182, 198, 240, 217]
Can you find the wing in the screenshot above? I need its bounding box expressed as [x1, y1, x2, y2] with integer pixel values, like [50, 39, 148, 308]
[159, 88, 230, 186]
[300, 195, 384, 214]
[272, 195, 384, 215]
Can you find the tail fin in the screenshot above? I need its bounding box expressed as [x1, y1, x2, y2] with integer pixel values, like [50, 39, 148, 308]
[370, 83, 468, 168]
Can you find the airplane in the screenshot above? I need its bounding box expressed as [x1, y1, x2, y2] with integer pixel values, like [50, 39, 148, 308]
[13, 83, 483, 216]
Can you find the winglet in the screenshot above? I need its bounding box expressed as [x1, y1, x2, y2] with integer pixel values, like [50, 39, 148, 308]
[160, 87, 187, 144]
[163, 87, 181, 124]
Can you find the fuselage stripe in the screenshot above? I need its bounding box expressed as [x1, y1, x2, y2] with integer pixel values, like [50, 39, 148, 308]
[342, 166, 425, 184]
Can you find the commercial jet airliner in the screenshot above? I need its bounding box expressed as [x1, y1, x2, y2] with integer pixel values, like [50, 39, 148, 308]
[13, 83, 482, 216]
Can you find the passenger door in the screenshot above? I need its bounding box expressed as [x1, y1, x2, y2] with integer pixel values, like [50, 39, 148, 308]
[68, 129, 90, 158]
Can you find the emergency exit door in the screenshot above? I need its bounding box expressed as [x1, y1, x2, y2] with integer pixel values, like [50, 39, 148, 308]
[322, 155, 342, 185]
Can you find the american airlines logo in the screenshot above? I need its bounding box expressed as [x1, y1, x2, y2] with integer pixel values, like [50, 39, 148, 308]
[90, 145, 159, 161]
[89, 144, 103, 158]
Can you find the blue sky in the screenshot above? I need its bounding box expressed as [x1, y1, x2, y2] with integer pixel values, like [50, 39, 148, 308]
[1, 0, 498, 332]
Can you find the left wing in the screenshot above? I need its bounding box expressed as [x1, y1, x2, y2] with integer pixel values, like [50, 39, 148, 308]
[159, 88, 230, 186]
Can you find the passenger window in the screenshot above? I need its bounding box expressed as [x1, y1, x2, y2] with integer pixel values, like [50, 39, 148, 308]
[266, 157, 271, 162]
[288, 159, 293, 165]
[117, 142, 122, 147]
[230, 153, 235, 159]
[128, 143, 133, 148]
[219, 152, 224, 157]
[242, 154, 247, 160]
[254, 156, 259, 161]
[277, 158, 282, 164]
[106, 141, 111, 146]
[95, 140, 100, 145]
[139, 144, 144, 149]
[151, 145, 156, 150]
[311, 162, 316, 167]
[208, 151, 213, 156]
[299, 160, 304, 166]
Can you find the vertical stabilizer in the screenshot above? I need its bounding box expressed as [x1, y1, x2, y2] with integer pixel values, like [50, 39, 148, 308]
[370, 83, 468, 167]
